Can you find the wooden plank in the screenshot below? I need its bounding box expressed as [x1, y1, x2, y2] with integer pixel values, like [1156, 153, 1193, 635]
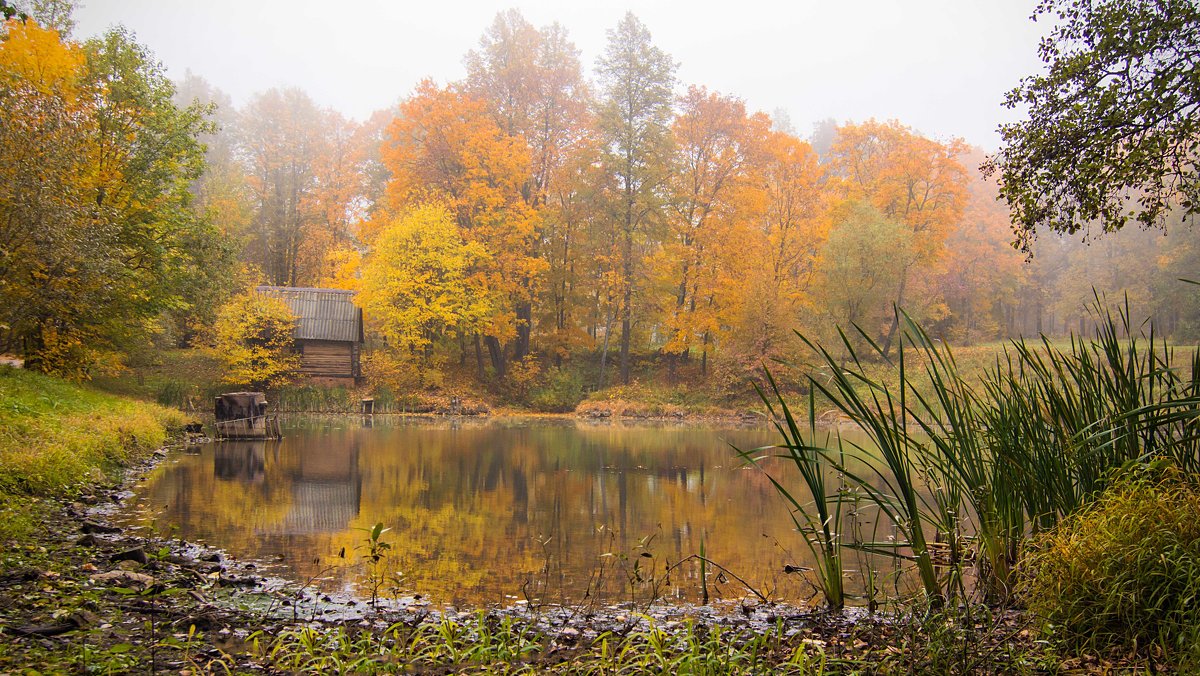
[299, 339, 354, 377]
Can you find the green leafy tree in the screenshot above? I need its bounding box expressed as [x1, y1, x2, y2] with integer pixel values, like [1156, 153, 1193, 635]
[816, 201, 912, 348]
[0, 1, 26, 21]
[987, 0, 1200, 251]
[595, 12, 676, 385]
[1, 21, 225, 376]
[212, 291, 300, 391]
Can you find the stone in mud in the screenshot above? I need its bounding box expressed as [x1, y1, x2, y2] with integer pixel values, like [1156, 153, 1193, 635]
[110, 547, 148, 565]
[217, 574, 257, 588]
[0, 567, 41, 586]
[90, 570, 154, 587]
[75, 533, 100, 547]
[80, 521, 120, 535]
[161, 554, 199, 567]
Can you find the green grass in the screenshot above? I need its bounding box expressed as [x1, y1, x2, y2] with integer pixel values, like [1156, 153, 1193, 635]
[91, 347, 224, 411]
[0, 366, 185, 541]
[248, 613, 827, 675]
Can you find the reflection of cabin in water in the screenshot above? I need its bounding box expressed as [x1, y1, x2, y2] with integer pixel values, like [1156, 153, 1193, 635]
[256, 286, 364, 385]
[213, 441, 268, 482]
[268, 435, 363, 536]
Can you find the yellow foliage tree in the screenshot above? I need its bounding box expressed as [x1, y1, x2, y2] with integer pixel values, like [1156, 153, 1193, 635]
[212, 291, 300, 391]
[382, 80, 542, 378]
[358, 203, 491, 388]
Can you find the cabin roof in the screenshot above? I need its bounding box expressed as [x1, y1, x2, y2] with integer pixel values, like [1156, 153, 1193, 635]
[256, 286, 363, 343]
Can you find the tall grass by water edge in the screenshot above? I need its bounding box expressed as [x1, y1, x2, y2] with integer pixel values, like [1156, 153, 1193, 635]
[744, 297, 1200, 610]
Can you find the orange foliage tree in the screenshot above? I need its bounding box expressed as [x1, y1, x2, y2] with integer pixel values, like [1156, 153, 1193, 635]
[381, 80, 542, 379]
[726, 129, 828, 364]
[463, 10, 591, 362]
[657, 87, 771, 375]
[830, 120, 968, 354]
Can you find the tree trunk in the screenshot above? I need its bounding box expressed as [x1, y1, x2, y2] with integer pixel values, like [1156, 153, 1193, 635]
[514, 300, 532, 361]
[619, 230, 633, 385]
[485, 335, 506, 379]
[880, 268, 910, 359]
[473, 334, 485, 380]
[598, 310, 614, 389]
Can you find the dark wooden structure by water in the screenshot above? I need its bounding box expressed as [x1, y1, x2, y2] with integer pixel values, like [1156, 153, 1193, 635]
[214, 392, 281, 439]
[256, 286, 364, 384]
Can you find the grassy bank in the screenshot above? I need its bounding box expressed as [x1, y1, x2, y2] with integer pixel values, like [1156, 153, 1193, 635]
[0, 366, 185, 541]
[90, 348, 223, 411]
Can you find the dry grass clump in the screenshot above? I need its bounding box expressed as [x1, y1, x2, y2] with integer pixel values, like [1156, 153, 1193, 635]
[1020, 463, 1200, 667]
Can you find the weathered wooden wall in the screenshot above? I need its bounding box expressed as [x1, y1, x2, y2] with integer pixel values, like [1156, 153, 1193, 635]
[299, 339, 355, 378]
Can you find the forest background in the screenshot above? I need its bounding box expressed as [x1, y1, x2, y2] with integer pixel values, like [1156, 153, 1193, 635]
[2, 3, 1197, 412]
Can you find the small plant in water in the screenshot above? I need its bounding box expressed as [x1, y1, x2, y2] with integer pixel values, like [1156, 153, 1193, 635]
[357, 521, 396, 609]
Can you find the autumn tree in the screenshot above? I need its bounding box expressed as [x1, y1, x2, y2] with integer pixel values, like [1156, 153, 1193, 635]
[213, 290, 300, 391]
[358, 203, 490, 387]
[240, 88, 362, 287]
[658, 87, 770, 375]
[464, 10, 590, 361]
[170, 72, 245, 344]
[938, 148, 1025, 342]
[84, 29, 230, 351]
[176, 73, 250, 235]
[0, 20, 222, 376]
[595, 12, 677, 385]
[517, 124, 624, 374]
[727, 130, 827, 363]
[0, 18, 95, 373]
[382, 80, 540, 379]
[829, 120, 967, 355]
[986, 0, 1199, 251]
[353, 106, 399, 222]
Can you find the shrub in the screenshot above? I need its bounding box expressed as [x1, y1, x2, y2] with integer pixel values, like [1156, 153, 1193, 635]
[528, 368, 584, 412]
[1019, 463, 1200, 665]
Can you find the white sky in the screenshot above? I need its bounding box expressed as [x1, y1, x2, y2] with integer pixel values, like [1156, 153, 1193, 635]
[72, 0, 1050, 150]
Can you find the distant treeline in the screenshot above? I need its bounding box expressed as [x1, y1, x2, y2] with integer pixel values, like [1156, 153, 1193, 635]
[2, 8, 1196, 387]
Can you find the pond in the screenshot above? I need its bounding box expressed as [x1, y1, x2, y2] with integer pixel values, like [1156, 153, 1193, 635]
[113, 417, 896, 608]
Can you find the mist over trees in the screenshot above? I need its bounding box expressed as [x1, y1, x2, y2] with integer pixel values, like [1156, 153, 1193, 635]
[2, 7, 1196, 390]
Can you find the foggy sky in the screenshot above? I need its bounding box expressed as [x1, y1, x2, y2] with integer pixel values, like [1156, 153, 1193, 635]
[72, 0, 1050, 149]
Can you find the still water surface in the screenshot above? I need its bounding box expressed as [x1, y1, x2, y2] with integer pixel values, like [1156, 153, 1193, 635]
[116, 417, 881, 607]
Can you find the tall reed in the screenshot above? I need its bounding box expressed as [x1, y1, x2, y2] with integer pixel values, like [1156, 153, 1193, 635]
[755, 298, 1200, 606]
[741, 372, 845, 609]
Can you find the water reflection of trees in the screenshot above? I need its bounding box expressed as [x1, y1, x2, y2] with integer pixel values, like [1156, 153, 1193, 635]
[126, 420, 882, 607]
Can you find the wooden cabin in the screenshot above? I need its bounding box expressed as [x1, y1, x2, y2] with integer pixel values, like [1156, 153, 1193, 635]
[256, 286, 364, 385]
